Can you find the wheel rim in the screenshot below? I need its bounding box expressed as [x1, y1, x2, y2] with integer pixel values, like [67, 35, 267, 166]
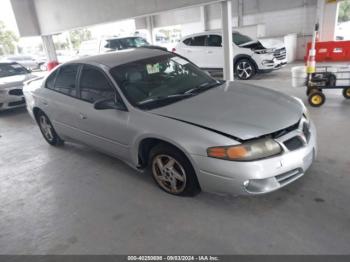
[346, 89, 350, 96]
[39, 115, 54, 141]
[311, 94, 322, 105]
[152, 154, 187, 194]
[237, 61, 253, 79]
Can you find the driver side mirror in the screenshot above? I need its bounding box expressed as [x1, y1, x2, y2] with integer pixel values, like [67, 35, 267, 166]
[93, 98, 126, 111]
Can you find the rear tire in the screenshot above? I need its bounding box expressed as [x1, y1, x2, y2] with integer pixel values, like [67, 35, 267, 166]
[235, 58, 256, 80]
[148, 143, 200, 196]
[36, 111, 64, 146]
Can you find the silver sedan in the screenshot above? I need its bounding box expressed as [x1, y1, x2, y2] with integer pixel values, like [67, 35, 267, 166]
[0, 62, 35, 111]
[23, 48, 317, 196]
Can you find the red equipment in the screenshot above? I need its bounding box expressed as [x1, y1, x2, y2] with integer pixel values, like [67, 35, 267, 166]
[305, 41, 350, 62]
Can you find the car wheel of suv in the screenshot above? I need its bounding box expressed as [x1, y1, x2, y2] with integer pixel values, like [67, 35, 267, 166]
[149, 143, 200, 196]
[235, 59, 256, 80]
[37, 111, 64, 146]
[343, 87, 350, 99]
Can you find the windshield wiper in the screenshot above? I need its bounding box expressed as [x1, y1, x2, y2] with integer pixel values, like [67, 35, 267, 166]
[138, 93, 194, 105]
[184, 80, 222, 95]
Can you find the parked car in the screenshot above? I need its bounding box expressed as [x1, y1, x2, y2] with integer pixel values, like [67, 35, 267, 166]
[174, 31, 287, 80]
[0, 62, 36, 111]
[2, 55, 40, 71]
[24, 49, 316, 196]
[78, 36, 154, 57]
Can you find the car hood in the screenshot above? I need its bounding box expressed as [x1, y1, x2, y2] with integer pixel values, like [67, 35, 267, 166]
[238, 39, 285, 50]
[150, 82, 303, 140]
[0, 74, 35, 88]
[258, 38, 285, 49]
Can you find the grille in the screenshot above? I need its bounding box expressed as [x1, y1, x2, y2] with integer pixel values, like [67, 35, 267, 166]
[8, 100, 25, 107]
[274, 47, 286, 60]
[9, 89, 23, 96]
[275, 168, 303, 186]
[284, 136, 303, 151]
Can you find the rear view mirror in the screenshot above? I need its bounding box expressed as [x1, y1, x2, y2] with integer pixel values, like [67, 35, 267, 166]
[93, 98, 126, 111]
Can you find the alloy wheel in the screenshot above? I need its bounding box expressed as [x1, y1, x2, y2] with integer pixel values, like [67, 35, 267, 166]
[152, 154, 187, 194]
[236, 61, 253, 80]
[39, 115, 54, 142]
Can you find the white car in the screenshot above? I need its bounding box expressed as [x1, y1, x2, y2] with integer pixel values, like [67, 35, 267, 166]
[174, 31, 287, 80]
[2, 55, 40, 71]
[0, 62, 35, 111]
[78, 36, 150, 57]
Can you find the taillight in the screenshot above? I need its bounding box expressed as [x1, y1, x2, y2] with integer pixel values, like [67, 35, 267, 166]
[171, 48, 176, 52]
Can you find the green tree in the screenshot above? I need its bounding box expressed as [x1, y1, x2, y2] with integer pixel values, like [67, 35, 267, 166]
[0, 21, 18, 55]
[338, 0, 350, 22]
[69, 28, 92, 50]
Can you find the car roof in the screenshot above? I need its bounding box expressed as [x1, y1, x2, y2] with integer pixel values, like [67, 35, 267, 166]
[105, 36, 143, 40]
[180, 30, 240, 39]
[67, 48, 169, 68]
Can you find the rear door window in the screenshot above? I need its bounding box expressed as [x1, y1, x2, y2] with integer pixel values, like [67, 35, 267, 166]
[53, 64, 79, 97]
[183, 36, 206, 46]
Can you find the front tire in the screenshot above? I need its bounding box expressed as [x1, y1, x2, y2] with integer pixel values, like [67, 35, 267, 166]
[343, 87, 350, 99]
[149, 144, 200, 196]
[308, 91, 325, 107]
[235, 58, 256, 80]
[36, 111, 64, 146]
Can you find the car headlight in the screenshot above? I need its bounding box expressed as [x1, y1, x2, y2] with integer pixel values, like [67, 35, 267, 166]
[207, 138, 282, 161]
[254, 48, 275, 54]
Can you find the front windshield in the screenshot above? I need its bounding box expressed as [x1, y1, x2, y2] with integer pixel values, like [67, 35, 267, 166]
[110, 54, 220, 109]
[232, 32, 254, 45]
[0, 63, 29, 78]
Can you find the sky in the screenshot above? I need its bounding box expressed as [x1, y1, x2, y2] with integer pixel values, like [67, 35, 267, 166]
[0, 0, 18, 34]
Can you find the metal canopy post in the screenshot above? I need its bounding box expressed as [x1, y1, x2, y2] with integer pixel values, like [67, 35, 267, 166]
[146, 16, 155, 45]
[221, 0, 234, 81]
[200, 5, 208, 31]
[42, 35, 58, 70]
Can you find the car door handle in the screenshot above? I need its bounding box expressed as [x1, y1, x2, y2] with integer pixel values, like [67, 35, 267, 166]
[206, 50, 213, 54]
[79, 113, 87, 120]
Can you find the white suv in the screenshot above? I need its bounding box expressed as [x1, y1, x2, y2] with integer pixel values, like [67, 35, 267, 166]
[174, 31, 287, 80]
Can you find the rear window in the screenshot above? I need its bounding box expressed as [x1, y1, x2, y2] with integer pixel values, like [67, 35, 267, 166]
[45, 70, 58, 90]
[0, 63, 29, 78]
[52, 64, 78, 97]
